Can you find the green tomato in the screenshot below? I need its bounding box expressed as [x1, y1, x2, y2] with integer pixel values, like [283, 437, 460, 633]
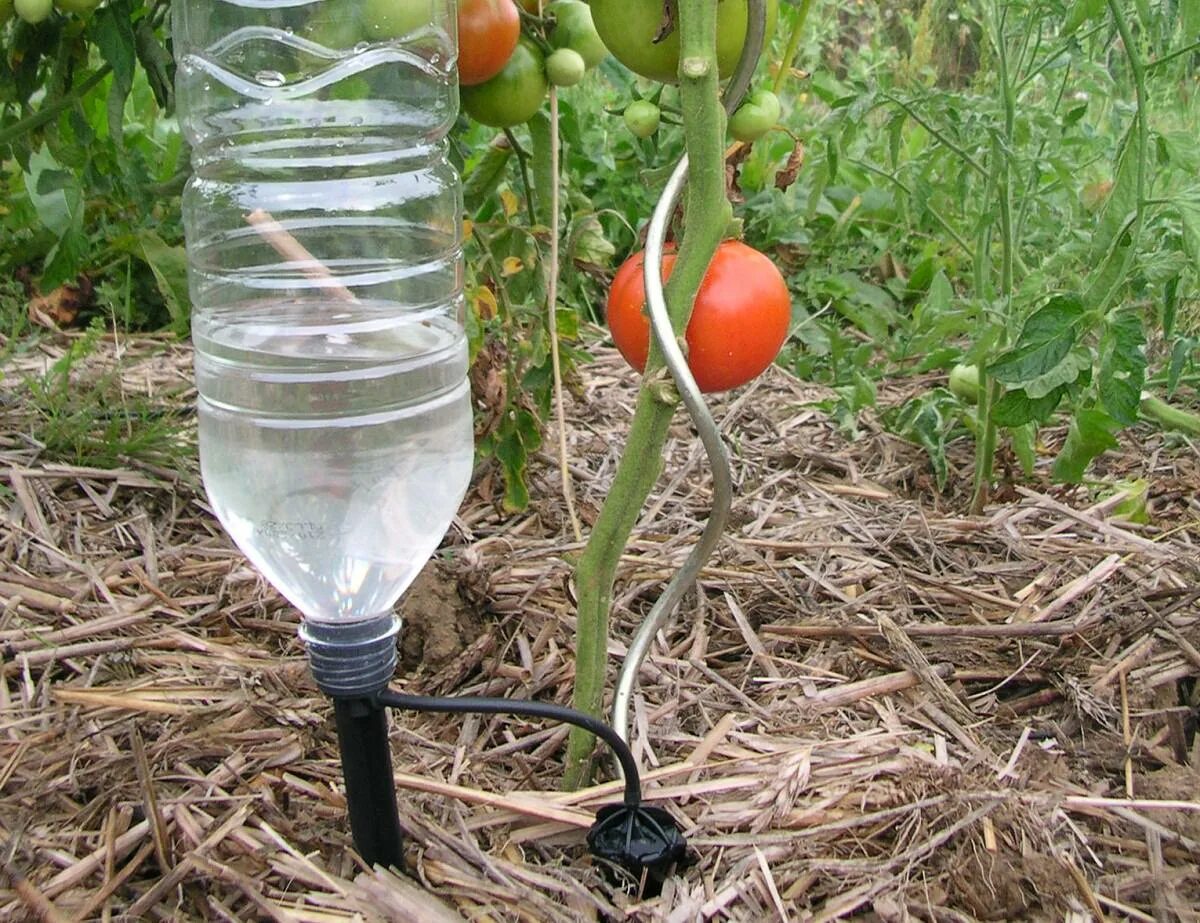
[361, 0, 434, 41]
[461, 37, 547, 128]
[53, 0, 101, 14]
[948, 364, 981, 404]
[546, 48, 586, 87]
[305, 5, 367, 49]
[14, 0, 53, 23]
[591, 0, 778, 84]
[546, 0, 608, 70]
[623, 100, 660, 139]
[729, 88, 781, 142]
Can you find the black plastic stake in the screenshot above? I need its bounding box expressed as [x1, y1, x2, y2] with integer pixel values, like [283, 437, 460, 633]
[332, 697, 405, 869]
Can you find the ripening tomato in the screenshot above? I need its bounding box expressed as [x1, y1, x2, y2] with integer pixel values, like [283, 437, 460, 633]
[461, 37, 547, 127]
[458, 0, 521, 87]
[590, 0, 778, 84]
[607, 241, 791, 393]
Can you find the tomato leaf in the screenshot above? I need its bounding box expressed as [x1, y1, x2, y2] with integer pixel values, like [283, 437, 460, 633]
[1098, 309, 1147, 426]
[1011, 423, 1037, 478]
[992, 385, 1067, 427]
[135, 230, 191, 333]
[987, 294, 1085, 384]
[883, 391, 955, 489]
[90, 0, 137, 143]
[1177, 198, 1200, 272]
[1063, 0, 1105, 34]
[1052, 408, 1121, 483]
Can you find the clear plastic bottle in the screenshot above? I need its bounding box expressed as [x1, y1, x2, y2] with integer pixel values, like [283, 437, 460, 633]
[174, 0, 472, 695]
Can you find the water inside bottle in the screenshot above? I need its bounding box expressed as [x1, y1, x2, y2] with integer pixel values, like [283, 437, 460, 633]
[195, 307, 473, 624]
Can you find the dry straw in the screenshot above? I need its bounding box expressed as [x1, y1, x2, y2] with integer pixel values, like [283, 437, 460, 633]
[2, 333, 1199, 920]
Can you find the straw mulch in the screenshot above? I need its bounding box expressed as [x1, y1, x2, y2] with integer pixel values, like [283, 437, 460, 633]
[2, 332, 1199, 922]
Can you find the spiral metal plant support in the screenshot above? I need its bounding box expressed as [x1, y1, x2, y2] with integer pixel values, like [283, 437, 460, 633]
[610, 0, 769, 745]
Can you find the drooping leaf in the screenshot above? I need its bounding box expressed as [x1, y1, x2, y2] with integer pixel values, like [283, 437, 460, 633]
[25, 146, 83, 238]
[1022, 348, 1092, 400]
[992, 385, 1067, 427]
[1063, 0, 1105, 34]
[987, 294, 1085, 384]
[1178, 199, 1200, 271]
[882, 391, 956, 489]
[91, 0, 138, 142]
[1098, 309, 1147, 426]
[137, 231, 192, 333]
[463, 137, 513, 214]
[1083, 122, 1141, 308]
[134, 18, 175, 110]
[1163, 275, 1179, 340]
[41, 228, 91, 292]
[1052, 408, 1120, 483]
[1011, 423, 1037, 478]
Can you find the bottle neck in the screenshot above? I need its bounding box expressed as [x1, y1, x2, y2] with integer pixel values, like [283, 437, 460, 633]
[300, 613, 400, 696]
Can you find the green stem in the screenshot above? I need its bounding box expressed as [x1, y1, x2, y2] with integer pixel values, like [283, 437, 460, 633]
[0, 66, 113, 149]
[502, 127, 540, 227]
[1141, 394, 1200, 436]
[971, 1, 1016, 515]
[563, 0, 729, 790]
[1145, 38, 1200, 74]
[772, 0, 812, 95]
[882, 94, 989, 178]
[1093, 0, 1149, 315]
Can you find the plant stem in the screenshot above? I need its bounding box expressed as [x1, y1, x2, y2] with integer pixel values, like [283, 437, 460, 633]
[563, 0, 728, 789]
[502, 127, 540, 227]
[1141, 394, 1200, 436]
[545, 89, 583, 542]
[0, 66, 113, 149]
[1096, 0, 1149, 313]
[971, 1, 1017, 516]
[772, 0, 812, 95]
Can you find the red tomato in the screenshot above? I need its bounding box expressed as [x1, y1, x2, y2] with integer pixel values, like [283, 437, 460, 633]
[458, 0, 522, 87]
[607, 241, 791, 393]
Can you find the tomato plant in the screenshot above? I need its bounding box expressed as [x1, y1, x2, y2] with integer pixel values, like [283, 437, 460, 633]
[457, 0, 521, 87]
[460, 36, 547, 127]
[606, 241, 791, 393]
[590, 0, 778, 83]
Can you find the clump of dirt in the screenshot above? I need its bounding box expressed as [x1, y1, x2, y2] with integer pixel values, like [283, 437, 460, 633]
[398, 561, 483, 673]
[1135, 766, 1200, 842]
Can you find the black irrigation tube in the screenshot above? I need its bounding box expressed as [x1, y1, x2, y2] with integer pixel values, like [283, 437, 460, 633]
[373, 688, 643, 806]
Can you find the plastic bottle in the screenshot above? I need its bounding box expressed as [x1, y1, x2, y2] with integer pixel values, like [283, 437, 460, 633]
[174, 0, 472, 696]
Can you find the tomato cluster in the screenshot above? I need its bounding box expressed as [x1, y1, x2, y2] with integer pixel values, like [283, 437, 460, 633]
[460, 0, 608, 128]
